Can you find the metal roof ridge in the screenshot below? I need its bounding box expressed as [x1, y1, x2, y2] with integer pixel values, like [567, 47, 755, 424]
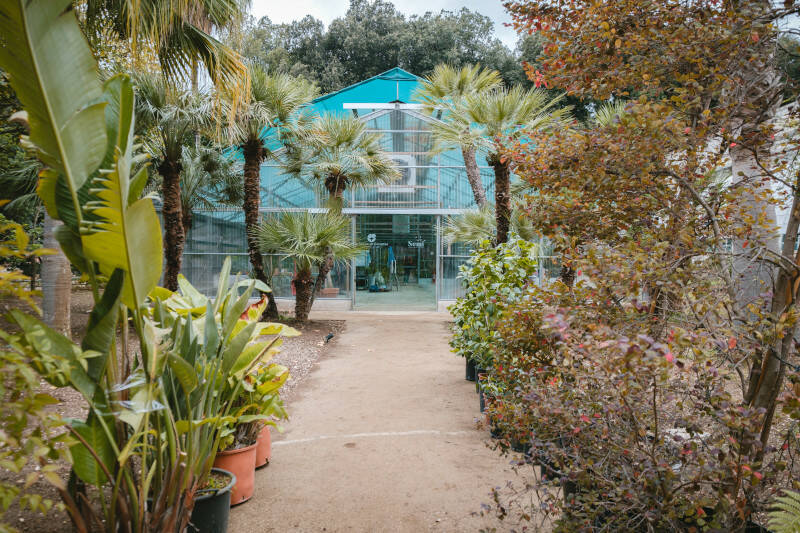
[311, 67, 422, 105]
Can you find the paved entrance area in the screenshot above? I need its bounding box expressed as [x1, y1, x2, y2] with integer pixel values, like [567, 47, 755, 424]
[230, 312, 514, 532]
[354, 282, 436, 311]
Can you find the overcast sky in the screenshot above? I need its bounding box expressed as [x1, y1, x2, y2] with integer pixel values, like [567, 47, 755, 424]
[250, 0, 520, 49]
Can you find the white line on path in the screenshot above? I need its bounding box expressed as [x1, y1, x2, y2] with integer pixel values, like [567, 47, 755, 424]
[273, 429, 472, 446]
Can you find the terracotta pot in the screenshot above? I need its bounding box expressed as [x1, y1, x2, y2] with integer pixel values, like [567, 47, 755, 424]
[255, 425, 271, 469]
[213, 443, 257, 505]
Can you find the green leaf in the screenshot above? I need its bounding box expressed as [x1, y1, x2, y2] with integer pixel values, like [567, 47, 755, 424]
[167, 352, 198, 394]
[8, 310, 96, 400]
[82, 76, 162, 309]
[221, 322, 257, 375]
[81, 269, 123, 381]
[69, 415, 114, 487]
[204, 301, 220, 357]
[53, 225, 89, 274]
[0, 0, 107, 218]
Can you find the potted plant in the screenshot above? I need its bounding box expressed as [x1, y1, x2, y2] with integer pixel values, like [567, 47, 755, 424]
[249, 365, 290, 468]
[187, 468, 236, 533]
[214, 353, 291, 503]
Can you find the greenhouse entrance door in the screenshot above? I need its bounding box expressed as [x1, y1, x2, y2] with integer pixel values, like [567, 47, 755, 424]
[354, 214, 437, 310]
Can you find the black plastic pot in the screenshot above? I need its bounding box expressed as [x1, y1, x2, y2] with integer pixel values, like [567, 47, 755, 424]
[465, 358, 477, 382]
[187, 468, 236, 533]
[479, 390, 485, 413]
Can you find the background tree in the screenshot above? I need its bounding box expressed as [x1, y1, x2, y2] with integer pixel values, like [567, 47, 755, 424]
[416, 64, 502, 208]
[256, 211, 362, 321]
[233, 1, 523, 92]
[135, 73, 211, 290]
[224, 64, 318, 318]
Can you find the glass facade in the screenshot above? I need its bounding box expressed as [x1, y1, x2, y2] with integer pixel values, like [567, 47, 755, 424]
[178, 68, 557, 310]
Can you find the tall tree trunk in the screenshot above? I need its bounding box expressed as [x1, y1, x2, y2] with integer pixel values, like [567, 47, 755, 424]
[243, 141, 279, 319]
[159, 159, 185, 291]
[293, 269, 314, 321]
[462, 145, 487, 208]
[41, 213, 71, 337]
[489, 154, 511, 245]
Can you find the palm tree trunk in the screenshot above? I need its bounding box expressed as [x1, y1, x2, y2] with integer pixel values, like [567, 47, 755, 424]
[462, 145, 487, 208]
[310, 246, 334, 308]
[293, 269, 314, 321]
[182, 209, 193, 239]
[243, 141, 279, 319]
[159, 159, 185, 291]
[489, 154, 511, 245]
[324, 174, 347, 213]
[41, 213, 71, 337]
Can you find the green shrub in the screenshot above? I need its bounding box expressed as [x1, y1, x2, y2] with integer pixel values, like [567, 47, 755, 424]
[448, 237, 539, 370]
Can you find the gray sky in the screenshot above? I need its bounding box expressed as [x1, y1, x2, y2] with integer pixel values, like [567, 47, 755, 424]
[250, 0, 520, 49]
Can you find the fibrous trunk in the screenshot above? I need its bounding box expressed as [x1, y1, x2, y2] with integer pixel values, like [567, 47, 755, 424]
[311, 246, 334, 308]
[243, 141, 279, 319]
[489, 155, 511, 245]
[294, 270, 314, 321]
[41, 213, 71, 337]
[159, 159, 185, 292]
[324, 174, 347, 213]
[462, 145, 487, 208]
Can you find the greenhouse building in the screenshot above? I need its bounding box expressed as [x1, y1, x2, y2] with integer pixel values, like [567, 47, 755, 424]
[182, 67, 499, 311]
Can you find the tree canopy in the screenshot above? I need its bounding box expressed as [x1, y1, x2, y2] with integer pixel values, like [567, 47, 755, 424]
[233, 0, 533, 92]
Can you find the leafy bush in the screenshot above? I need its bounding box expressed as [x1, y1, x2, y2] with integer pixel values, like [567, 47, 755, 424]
[0, 222, 66, 533]
[448, 237, 539, 370]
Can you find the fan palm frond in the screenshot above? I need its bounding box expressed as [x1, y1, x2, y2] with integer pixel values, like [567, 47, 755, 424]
[0, 158, 41, 219]
[769, 490, 800, 533]
[283, 114, 400, 192]
[414, 63, 502, 114]
[83, 0, 250, 90]
[592, 100, 627, 128]
[254, 210, 364, 273]
[221, 62, 318, 149]
[443, 200, 539, 244]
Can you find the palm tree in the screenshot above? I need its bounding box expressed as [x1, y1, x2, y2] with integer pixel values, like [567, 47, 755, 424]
[443, 202, 538, 245]
[177, 146, 242, 235]
[415, 64, 502, 208]
[459, 87, 571, 244]
[284, 114, 399, 211]
[134, 73, 212, 290]
[282, 113, 399, 298]
[255, 211, 363, 321]
[82, 0, 249, 91]
[223, 64, 318, 318]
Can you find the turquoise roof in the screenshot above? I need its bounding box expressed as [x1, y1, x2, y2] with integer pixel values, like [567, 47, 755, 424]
[308, 67, 423, 115]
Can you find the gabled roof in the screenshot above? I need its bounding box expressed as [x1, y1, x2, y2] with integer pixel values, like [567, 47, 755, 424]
[309, 67, 423, 114]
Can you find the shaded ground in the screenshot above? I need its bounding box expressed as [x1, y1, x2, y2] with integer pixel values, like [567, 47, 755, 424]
[230, 311, 515, 532]
[0, 287, 343, 532]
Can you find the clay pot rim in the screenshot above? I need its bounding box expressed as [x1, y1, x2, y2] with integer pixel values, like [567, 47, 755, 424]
[216, 442, 257, 456]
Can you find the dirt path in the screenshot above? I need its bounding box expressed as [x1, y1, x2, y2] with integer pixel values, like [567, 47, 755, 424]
[229, 312, 514, 532]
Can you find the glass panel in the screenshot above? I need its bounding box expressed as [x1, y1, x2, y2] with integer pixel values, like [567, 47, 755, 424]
[261, 164, 325, 209]
[354, 214, 436, 309]
[439, 255, 469, 300]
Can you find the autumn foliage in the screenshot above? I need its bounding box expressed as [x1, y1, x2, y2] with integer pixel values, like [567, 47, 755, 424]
[450, 0, 800, 529]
